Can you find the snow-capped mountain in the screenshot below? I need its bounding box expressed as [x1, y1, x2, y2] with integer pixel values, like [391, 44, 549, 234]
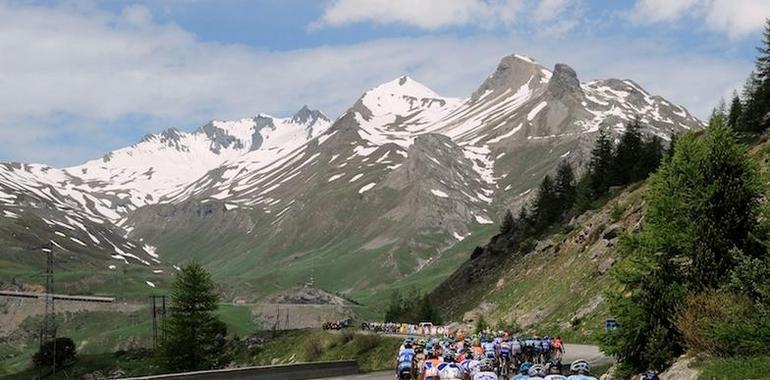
[0, 54, 702, 298]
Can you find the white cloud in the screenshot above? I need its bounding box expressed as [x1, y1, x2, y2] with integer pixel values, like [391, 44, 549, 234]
[632, 0, 770, 38]
[0, 2, 752, 166]
[532, 0, 574, 22]
[312, 0, 523, 30]
[632, 0, 700, 23]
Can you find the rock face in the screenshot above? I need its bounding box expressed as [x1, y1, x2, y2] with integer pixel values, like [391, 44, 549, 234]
[432, 181, 648, 337]
[0, 53, 703, 302]
[659, 356, 700, 380]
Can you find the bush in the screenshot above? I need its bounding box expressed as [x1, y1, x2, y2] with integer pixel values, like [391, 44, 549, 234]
[610, 202, 625, 222]
[475, 315, 489, 334]
[495, 319, 522, 334]
[353, 335, 381, 354]
[302, 335, 324, 359]
[678, 291, 770, 357]
[33, 337, 76, 368]
[340, 330, 356, 345]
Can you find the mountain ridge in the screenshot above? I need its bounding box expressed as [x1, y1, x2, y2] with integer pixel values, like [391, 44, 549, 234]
[0, 53, 704, 307]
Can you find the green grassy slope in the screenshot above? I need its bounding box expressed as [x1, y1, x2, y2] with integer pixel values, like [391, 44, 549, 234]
[433, 183, 647, 343]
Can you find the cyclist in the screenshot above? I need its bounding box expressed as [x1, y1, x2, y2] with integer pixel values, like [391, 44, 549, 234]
[396, 342, 416, 379]
[640, 370, 659, 380]
[473, 359, 499, 380]
[472, 339, 484, 358]
[566, 359, 597, 380]
[482, 337, 497, 361]
[544, 358, 567, 380]
[419, 349, 442, 380]
[552, 337, 564, 360]
[528, 363, 547, 380]
[512, 362, 533, 380]
[511, 336, 523, 367]
[437, 351, 464, 380]
[540, 336, 552, 363]
[465, 354, 483, 379]
[498, 334, 513, 377]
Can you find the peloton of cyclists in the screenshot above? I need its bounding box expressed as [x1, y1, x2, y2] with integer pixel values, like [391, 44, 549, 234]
[396, 331, 598, 380]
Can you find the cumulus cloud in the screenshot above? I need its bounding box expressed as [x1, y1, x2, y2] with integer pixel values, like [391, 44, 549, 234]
[631, 0, 770, 38]
[0, 2, 751, 166]
[532, 0, 574, 22]
[311, 0, 523, 30]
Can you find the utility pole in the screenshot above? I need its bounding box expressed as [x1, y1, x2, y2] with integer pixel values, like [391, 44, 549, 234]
[41, 242, 57, 379]
[150, 295, 167, 349]
[0, 243, 115, 379]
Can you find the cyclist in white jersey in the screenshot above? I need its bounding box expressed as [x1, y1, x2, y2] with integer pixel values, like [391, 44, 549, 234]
[473, 359, 498, 380]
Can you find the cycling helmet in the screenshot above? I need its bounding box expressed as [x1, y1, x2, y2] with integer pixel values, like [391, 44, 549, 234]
[546, 358, 562, 374]
[519, 362, 533, 375]
[641, 370, 660, 380]
[528, 364, 547, 377]
[570, 359, 591, 374]
[480, 358, 494, 372]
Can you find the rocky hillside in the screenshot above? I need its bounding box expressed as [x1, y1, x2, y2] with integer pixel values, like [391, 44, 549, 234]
[433, 183, 648, 341]
[0, 53, 702, 307]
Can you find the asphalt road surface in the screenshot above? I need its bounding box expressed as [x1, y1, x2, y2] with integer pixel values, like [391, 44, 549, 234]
[312, 343, 613, 379]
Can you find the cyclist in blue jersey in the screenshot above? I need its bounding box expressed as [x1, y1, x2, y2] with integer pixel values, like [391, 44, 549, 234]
[396, 342, 416, 379]
[566, 359, 597, 380]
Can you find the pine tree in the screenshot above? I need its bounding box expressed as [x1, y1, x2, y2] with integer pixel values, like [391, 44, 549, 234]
[500, 209, 515, 234]
[728, 91, 743, 129]
[601, 117, 764, 374]
[553, 161, 576, 210]
[573, 173, 593, 212]
[612, 119, 645, 185]
[639, 135, 663, 178]
[159, 263, 228, 371]
[756, 18, 770, 81]
[589, 128, 614, 197]
[533, 174, 557, 229]
[740, 20, 770, 133]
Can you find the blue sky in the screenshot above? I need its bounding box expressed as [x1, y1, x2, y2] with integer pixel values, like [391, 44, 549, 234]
[0, 0, 768, 166]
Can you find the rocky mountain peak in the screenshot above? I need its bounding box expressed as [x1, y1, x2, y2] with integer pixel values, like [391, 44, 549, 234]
[471, 54, 548, 101]
[547, 63, 582, 100]
[291, 105, 329, 125]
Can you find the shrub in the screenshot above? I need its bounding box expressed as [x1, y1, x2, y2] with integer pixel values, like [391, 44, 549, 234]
[495, 319, 522, 334]
[354, 335, 381, 354]
[677, 290, 770, 357]
[610, 202, 625, 222]
[340, 330, 356, 345]
[302, 335, 324, 359]
[33, 337, 76, 368]
[475, 315, 489, 334]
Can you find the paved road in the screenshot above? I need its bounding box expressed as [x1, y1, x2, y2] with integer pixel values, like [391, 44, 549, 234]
[312, 371, 392, 380]
[312, 343, 613, 379]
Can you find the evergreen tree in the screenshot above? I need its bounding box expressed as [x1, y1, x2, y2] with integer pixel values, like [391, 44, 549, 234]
[417, 295, 442, 324]
[533, 174, 557, 229]
[639, 135, 664, 178]
[740, 20, 770, 133]
[756, 18, 770, 81]
[517, 205, 533, 237]
[728, 91, 743, 129]
[500, 209, 515, 234]
[601, 117, 764, 374]
[573, 173, 593, 212]
[589, 128, 614, 197]
[385, 290, 404, 321]
[553, 161, 576, 210]
[743, 72, 759, 106]
[612, 119, 645, 185]
[159, 263, 228, 372]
